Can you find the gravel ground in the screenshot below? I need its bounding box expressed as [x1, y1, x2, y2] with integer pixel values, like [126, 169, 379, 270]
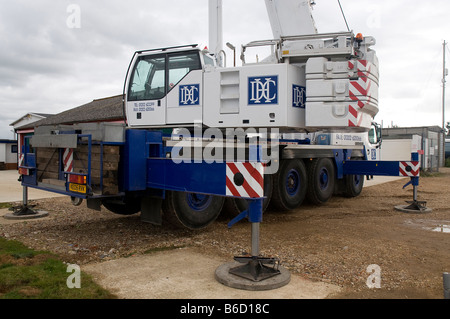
[1, 168, 450, 299]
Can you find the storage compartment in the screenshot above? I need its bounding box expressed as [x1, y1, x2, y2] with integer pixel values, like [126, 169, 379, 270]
[305, 57, 379, 132]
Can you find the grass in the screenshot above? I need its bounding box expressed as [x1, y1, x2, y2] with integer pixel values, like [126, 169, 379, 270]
[0, 203, 12, 209]
[0, 237, 116, 299]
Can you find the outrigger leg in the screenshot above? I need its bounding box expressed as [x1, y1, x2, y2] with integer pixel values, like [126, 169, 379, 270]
[4, 185, 48, 220]
[394, 153, 432, 214]
[215, 198, 291, 291]
[394, 176, 432, 213]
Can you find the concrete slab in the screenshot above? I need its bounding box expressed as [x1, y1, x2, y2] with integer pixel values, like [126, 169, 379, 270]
[83, 247, 342, 299]
[0, 170, 64, 203]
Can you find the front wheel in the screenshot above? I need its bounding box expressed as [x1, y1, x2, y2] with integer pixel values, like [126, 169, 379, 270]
[343, 172, 365, 198]
[163, 191, 224, 230]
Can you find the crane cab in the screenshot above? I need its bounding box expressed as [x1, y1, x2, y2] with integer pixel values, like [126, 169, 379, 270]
[124, 45, 215, 128]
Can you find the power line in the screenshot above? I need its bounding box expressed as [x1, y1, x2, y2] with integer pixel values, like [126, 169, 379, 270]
[337, 0, 350, 32]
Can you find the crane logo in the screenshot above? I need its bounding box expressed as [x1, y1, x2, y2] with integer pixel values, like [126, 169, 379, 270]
[292, 85, 306, 108]
[248, 76, 278, 105]
[179, 84, 200, 106]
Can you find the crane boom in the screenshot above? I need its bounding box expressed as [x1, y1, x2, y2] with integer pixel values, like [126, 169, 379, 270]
[264, 0, 317, 38]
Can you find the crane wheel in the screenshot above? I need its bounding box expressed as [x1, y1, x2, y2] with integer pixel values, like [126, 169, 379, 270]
[343, 173, 364, 197]
[306, 158, 336, 205]
[163, 191, 224, 230]
[221, 174, 273, 218]
[342, 159, 365, 197]
[271, 159, 307, 211]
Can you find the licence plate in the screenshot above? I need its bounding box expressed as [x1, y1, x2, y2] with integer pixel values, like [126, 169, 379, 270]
[69, 183, 87, 194]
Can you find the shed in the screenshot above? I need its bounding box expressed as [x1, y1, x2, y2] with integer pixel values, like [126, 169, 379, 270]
[0, 139, 18, 170]
[382, 126, 445, 171]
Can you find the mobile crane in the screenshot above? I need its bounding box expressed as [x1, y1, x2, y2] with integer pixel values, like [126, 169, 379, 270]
[19, 0, 423, 227]
[17, 0, 426, 286]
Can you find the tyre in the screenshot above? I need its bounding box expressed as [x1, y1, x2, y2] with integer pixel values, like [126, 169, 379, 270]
[271, 159, 307, 211]
[222, 174, 273, 218]
[102, 196, 141, 215]
[343, 172, 365, 198]
[163, 191, 224, 230]
[306, 158, 336, 205]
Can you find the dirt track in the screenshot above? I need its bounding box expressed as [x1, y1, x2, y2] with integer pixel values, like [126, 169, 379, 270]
[1, 169, 450, 299]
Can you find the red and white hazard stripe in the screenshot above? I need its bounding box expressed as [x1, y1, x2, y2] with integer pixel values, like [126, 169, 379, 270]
[63, 148, 74, 173]
[348, 60, 373, 128]
[18, 153, 24, 167]
[226, 162, 264, 199]
[399, 161, 420, 177]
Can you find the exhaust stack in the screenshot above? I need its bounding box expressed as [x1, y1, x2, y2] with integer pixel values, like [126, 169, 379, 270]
[209, 0, 224, 67]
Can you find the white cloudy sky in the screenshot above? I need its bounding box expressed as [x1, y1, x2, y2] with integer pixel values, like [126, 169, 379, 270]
[1, 0, 449, 139]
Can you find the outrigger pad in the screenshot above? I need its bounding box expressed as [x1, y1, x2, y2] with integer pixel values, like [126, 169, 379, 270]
[3, 205, 49, 220]
[215, 257, 291, 291]
[395, 200, 432, 214]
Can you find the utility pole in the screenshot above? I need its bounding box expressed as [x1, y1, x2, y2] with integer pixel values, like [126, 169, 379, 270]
[443, 40, 447, 131]
[441, 41, 447, 169]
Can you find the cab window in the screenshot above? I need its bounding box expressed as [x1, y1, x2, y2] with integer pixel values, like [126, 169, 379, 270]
[128, 51, 201, 101]
[168, 52, 201, 90]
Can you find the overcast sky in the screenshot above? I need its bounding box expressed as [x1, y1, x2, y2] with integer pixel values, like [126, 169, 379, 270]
[1, 0, 450, 139]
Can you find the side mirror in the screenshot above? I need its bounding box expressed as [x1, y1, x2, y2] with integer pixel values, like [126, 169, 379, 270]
[369, 123, 382, 146]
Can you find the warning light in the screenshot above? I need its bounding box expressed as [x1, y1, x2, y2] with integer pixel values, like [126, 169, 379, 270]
[356, 33, 364, 42]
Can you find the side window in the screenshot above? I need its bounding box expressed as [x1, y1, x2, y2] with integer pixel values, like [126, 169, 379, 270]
[203, 54, 215, 67]
[128, 55, 166, 101]
[168, 52, 201, 91]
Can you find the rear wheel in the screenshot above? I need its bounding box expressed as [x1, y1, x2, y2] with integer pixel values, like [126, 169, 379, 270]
[306, 158, 335, 205]
[271, 159, 307, 211]
[163, 191, 224, 230]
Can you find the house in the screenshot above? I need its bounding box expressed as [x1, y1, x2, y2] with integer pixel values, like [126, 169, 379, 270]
[10, 113, 54, 132]
[0, 139, 18, 170]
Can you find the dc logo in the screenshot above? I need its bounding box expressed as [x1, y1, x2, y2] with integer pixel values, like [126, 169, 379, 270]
[293, 85, 306, 108]
[371, 149, 377, 160]
[248, 76, 278, 105]
[179, 84, 200, 106]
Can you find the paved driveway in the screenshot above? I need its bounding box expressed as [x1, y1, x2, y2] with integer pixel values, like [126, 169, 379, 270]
[0, 170, 64, 203]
